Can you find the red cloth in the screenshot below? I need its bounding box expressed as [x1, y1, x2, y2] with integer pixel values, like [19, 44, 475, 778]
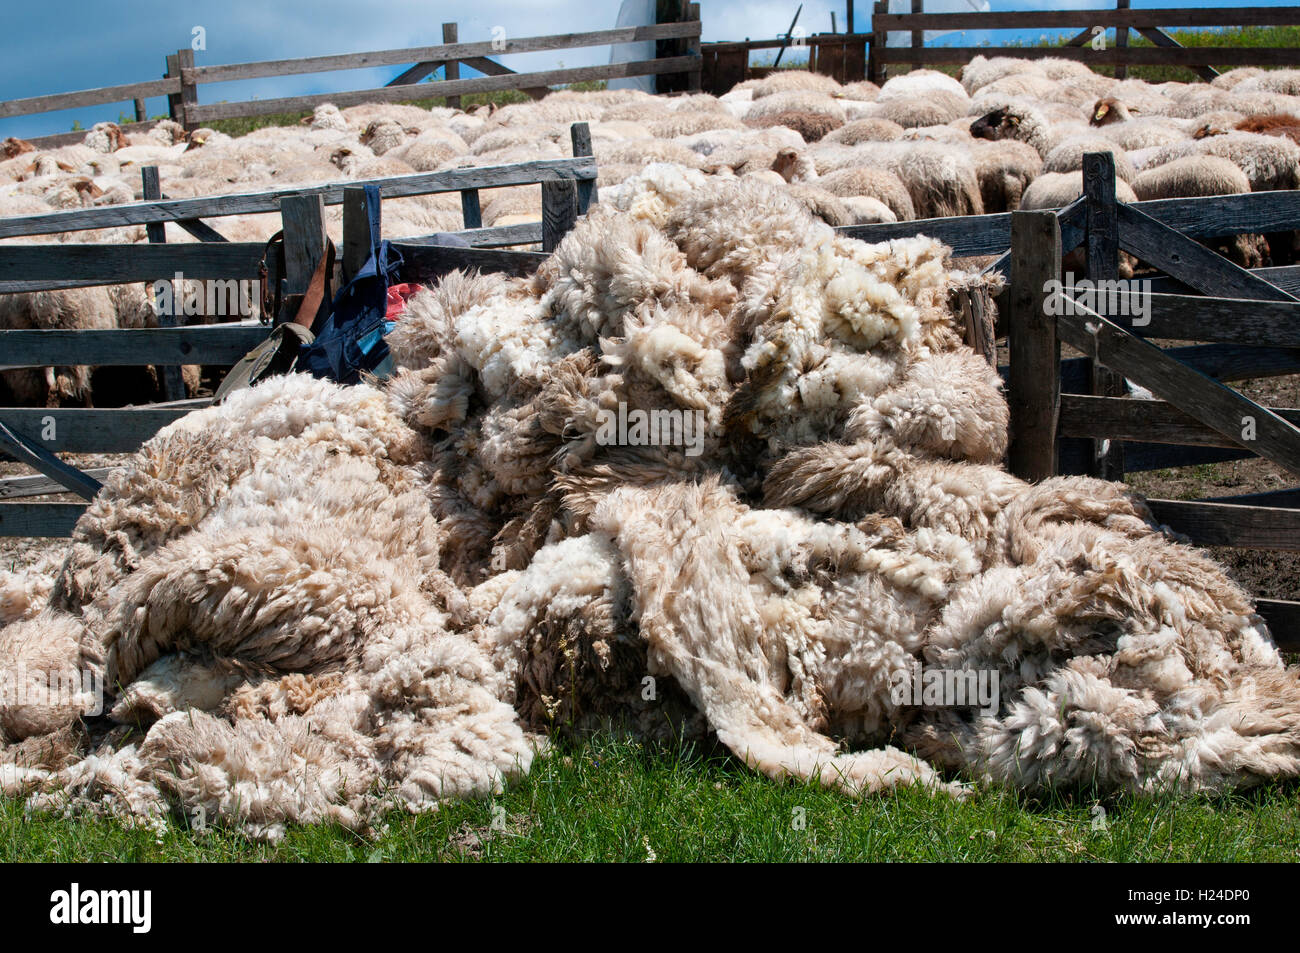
[385, 283, 419, 319]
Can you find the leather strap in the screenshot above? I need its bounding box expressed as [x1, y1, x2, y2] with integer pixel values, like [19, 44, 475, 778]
[289, 239, 336, 331]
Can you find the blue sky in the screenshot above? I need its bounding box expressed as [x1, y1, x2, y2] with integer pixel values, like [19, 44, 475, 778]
[1, 0, 1294, 138]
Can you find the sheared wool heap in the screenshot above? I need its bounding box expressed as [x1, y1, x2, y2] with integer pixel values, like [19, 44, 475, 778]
[1, 166, 1297, 838]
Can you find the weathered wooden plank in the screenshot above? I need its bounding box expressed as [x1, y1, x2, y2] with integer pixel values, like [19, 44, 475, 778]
[0, 503, 86, 538]
[1205, 487, 1300, 509]
[0, 420, 102, 500]
[0, 326, 270, 366]
[570, 122, 598, 214]
[341, 187, 374, 284]
[183, 22, 703, 84]
[1136, 26, 1218, 81]
[441, 23, 462, 111]
[1084, 291, 1300, 346]
[542, 179, 578, 253]
[1007, 211, 1061, 482]
[842, 212, 1011, 257]
[1134, 191, 1300, 241]
[871, 6, 1300, 31]
[427, 222, 541, 248]
[1059, 439, 1252, 474]
[460, 189, 483, 230]
[0, 158, 597, 238]
[386, 60, 442, 87]
[1258, 600, 1300, 651]
[1143, 265, 1300, 297]
[1115, 0, 1131, 81]
[1117, 203, 1297, 302]
[392, 243, 547, 282]
[1043, 343, 1300, 395]
[279, 193, 328, 308]
[0, 468, 118, 500]
[142, 166, 185, 401]
[1056, 305, 1300, 474]
[1147, 498, 1300, 551]
[0, 78, 180, 119]
[1084, 151, 1126, 481]
[872, 46, 1300, 67]
[1059, 394, 1300, 448]
[459, 57, 549, 99]
[0, 407, 196, 454]
[187, 56, 703, 123]
[0, 243, 266, 287]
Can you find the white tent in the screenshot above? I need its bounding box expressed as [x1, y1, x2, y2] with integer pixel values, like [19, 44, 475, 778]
[607, 0, 658, 92]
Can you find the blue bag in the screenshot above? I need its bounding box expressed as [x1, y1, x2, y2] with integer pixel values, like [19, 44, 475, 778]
[298, 185, 400, 384]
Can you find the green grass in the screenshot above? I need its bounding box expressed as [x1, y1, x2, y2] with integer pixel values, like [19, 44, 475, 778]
[5, 734, 1299, 861]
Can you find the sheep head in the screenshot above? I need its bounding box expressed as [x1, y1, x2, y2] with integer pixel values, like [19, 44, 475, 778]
[1090, 98, 1130, 127]
[970, 107, 1020, 141]
[2, 137, 34, 159]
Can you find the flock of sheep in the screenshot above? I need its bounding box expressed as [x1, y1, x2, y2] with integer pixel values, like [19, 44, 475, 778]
[3, 56, 1300, 405]
[1, 56, 1299, 838]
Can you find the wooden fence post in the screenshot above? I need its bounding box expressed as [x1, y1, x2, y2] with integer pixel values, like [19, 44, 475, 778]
[542, 180, 578, 253]
[1115, 0, 1129, 80]
[570, 122, 597, 213]
[869, 0, 889, 85]
[1007, 209, 1062, 482]
[910, 0, 924, 72]
[442, 23, 461, 110]
[342, 187, 376, 284]
[141, 166, 185, 401]
[166, 49, 199, 130]
[686, 2, 703, 92]
[278, 193, 328, 325]
[1084, 151, 1126, 481]
[133, 98, 147, 123]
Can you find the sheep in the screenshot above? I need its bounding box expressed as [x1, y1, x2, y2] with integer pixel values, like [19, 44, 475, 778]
[969, 101, 1058, 158]
[745, 91, 847, 123]
[649, 110, 746, 139]
[835, 80, 881, 102]
[82, 122, 125, 153]
[2, 137, 34, 159]
[815, 166, 916, 220]
[1022, 170, 1137, 209]
[876, 70, 969, 103]
[971, 138, 1042, 212]
[358, 119, 409, 156]
[872, 90, 971, 129]
[1041, 136, 1138, 183]
[824, 118, 905, 145]
[750, 70, 844, 98]
[746, 110, 844, 142]
[1133, 155, 1265, 267]
[958, 55, 1044, 95]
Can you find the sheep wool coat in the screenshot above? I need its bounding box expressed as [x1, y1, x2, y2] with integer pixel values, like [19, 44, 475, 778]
[1, 166, 1297, 838]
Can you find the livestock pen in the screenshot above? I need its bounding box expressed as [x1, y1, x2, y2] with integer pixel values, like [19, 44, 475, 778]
[0, 123, 599, 534]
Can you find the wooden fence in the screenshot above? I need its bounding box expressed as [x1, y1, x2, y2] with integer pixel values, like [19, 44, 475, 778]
[700, 32, 872, 95]
[0, 124, 600, 535]
[0, 19, 703, 146]
[868, 1, 1300, 83]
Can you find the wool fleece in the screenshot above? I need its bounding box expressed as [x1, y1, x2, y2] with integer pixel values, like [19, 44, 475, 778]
[2, 165, 1297, 837]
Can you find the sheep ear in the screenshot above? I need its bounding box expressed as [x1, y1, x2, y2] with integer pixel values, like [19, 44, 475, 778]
[1094, 105, 1108, 120]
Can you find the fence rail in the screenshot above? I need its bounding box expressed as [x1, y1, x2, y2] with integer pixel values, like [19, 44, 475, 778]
[0, 18, 703, 141]
[0, 128, 599, 535]
[867, 0, 1300, 83]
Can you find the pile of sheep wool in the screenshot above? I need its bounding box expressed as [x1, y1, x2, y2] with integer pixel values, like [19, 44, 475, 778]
[2, 166, 1298, 839]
